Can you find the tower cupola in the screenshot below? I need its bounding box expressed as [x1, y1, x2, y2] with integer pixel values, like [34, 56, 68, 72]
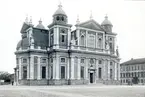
[101, 15, 113, 32]
[53, 3, 68, 24]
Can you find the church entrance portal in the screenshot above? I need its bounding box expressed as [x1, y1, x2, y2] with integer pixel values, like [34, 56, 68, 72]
[90, 73, 93, 83]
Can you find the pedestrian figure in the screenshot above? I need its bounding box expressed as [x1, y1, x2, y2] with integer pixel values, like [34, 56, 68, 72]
[12, 81, 14, 86]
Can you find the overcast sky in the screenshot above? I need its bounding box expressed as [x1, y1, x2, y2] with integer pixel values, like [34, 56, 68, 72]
[0, 0, 145, 73]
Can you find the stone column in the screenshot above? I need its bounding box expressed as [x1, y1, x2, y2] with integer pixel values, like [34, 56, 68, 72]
[70, 56, 74, 79]
[96, 33, 98, 48]
[85, 58, 88, 80]
[103, 33, 105, 50]
[77, 58, 80, 79]
[114, 62, 117, 80]
[46, 59, 48, 79]
[76, 29, 80, 50]
[86, 30, 88, 47]
[117, 63, 120, 80]
[108, 60, 110, 80]
[103, 59, 106, 80]
[55, 55, 59, 79]
[67, 57, 70, 79]
[53, 27, 59, 49]
[68, 28, 71, 47]
[30, 56, 34, 79]
[95, 59, 98, 80]
[19, 58, 22, 80]
[37, 57, 41, 80]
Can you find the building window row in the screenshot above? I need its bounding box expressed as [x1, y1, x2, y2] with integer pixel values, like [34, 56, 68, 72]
[121, 72, 145, 78]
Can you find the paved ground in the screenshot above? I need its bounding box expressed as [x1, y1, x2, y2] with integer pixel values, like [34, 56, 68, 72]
[0, 85, 145, 97]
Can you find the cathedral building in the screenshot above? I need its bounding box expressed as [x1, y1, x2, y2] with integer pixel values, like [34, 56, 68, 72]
[14, 4, 120, 85]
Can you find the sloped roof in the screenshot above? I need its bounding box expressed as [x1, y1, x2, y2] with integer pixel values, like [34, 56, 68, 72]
[121, 58, 145, 65]
[20, 22, 30, 33]
[77, 19, 104, 31]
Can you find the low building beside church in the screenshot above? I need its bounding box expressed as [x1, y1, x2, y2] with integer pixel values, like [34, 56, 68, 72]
[14, 4, 120, 85]
[120, 58, 145, 85]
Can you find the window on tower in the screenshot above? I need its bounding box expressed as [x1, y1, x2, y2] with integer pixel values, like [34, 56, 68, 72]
[23, 66, 27, 79]
[81, 35, 85, 46]
[61, 66, 65, 79]
[80, 66, 84, 79]
[56, 16, 59, 21]
[61, 35, 65, 42]
[42, 66, 46, 79]
[61, 17, 64, 21]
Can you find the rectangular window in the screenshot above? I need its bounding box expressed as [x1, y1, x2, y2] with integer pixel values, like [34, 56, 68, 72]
[50, 35, 53, 46]
[22, 58, 27, 63]
[81, 59, 85, 63]
[98, 60, 102, 64]
[110, 69, 112, 79]
[34, 56, 38, 63]
[61, 35, 65, 42]
[23, 66, 27, 79]
[16, 58, 19, 64]
[51, 58, 53, 63]
[51, 66, 53, 79]
[81, 66, 84, 79]
[61, 66, 65, 79]
[41, 58, 46, 63]
[61, 58, 65, 63]
[42, 66, 46, 79]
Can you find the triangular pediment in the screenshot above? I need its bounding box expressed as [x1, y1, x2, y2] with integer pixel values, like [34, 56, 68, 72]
[78, 19, 104, 31]
[20, 22, 31, 33]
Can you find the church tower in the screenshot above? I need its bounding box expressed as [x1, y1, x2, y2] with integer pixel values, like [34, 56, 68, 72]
[48, 3, 72, 49]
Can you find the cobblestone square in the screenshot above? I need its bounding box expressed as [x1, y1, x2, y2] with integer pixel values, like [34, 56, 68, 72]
[0, 85, 145, 97]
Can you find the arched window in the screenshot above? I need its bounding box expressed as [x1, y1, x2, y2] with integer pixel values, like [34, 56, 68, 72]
[98, 38, 102, 48]
[56, 16, 59, 21]
[61, 16, 64, 21]
[81, 35, 85, 46]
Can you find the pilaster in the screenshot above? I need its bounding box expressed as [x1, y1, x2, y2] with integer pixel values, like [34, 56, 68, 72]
[18, 58, 22, 80]
[77, 58, 80, 79]
[108, 60, 110, 80]
[55, 55, 59, 79]
[118, 63, 120, 80]
[30, 56, 34, 79]
[85, 58, 88, 79]
[86, 30, 88, 47]
[67, 57, 70, 79]
[70, 56, 74, 79]
[103, 59, 106, 80]
[76, 29, 80, 50]
[95, 59, 98, 80]
[37, 57, 41, 80]
[114, 62, 117, 80]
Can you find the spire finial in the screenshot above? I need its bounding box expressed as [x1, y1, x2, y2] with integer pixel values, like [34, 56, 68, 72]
[90, 10, 93, 20]
[105, 14, 108, 19]
[29, 16, 32, 25]
[39, 18, 42, 24]
[58, 0, 62, 8]
[25, 14, 28, 23]
[76, 15, 80, 24]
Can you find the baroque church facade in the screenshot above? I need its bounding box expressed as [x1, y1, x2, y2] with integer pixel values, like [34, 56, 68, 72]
[14, 4, 120, 85]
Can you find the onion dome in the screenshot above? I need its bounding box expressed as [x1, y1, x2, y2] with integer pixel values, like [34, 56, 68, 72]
[101, 15, 113, 26]
[36, 19, 45, 29]
[53, 3, 67, 16]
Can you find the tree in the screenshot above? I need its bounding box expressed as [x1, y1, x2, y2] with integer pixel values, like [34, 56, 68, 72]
[0, 71, 11, 82]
